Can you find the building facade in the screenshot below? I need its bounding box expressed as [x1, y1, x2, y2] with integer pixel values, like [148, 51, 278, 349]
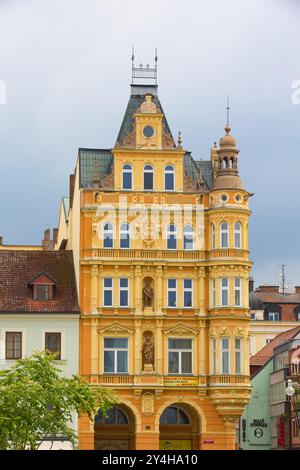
[0, 250, 80, 449]
[57, 70, 253, 450]
[249, 281, 300, 356]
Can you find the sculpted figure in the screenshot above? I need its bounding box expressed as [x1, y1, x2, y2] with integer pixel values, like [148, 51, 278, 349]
[143, 284, 153, 308]
[142, 334, 154, 367]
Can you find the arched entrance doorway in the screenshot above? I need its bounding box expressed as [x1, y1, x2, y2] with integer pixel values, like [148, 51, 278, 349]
[159, 404, 201, 450]
[94, 405, 135, 450]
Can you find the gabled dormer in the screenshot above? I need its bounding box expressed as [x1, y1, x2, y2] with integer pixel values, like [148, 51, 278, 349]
[28, 272, 57, 301]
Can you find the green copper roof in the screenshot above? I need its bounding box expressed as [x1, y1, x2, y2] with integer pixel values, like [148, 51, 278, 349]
[184, 152, 213, 190]
[78, 148, 113, 189]
[116, 85, 175, 147]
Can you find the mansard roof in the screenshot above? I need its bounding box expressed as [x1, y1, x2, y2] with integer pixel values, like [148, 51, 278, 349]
[0, 250, 79, 313]
[115, 84, 175, 147]
[78, 148, 113, 189]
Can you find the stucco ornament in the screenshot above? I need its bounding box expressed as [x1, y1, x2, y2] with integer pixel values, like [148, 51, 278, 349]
[140, 95, 157, 114]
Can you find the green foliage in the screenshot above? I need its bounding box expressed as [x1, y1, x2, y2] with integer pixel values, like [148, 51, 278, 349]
[0, 351, 117, 450]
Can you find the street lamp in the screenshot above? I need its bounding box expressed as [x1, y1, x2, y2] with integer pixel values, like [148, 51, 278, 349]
[285, 379, 300, 450]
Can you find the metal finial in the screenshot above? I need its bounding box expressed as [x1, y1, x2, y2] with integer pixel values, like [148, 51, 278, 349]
[226, 95, 230, 128]
[177, 130, 182, 147]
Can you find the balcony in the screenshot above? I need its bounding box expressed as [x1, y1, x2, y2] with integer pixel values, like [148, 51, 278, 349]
[208, 374, 250, 386]
[82, 248, 249, 262]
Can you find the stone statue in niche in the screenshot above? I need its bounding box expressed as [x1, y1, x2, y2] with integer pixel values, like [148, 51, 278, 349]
[142, 332, 154, 371]
[143, 281, 153, 308]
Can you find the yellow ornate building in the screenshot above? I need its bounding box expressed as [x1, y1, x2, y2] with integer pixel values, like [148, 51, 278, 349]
[56, 65, 253, 450]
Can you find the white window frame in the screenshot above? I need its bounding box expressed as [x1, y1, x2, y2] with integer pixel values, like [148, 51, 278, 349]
[234, 277, 242, 307]
[103, 277, 113, 307]
[103, 223, 114, 249]
[122, 164, 133, 190]
[212, 223, 216, 249]
[143, 164, 154, 191]
[167, 278, 177, 307]
[221, 337, 230, 374]
[119, 277, 129, 307]
[268, 312, 279, 321]
[235, 338, 242, 375]
[211, 279, 216, 307]
[167, 224, 177, 250]
[119, 222, 130, 249]
[183, 279, 193, 308]
[183, 224, 194, 250]
[220, 222, 229, 248]
[164, 165, 175, 191]
[168, 338, 193, 375]
[221, 277, 229, 306]
[234, 222, 242, 248]
[211, 338, 216, 374]
[103, 337, 129, 374]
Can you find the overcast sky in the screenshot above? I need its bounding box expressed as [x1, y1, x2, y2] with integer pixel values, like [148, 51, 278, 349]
[0, 0, 300, 288]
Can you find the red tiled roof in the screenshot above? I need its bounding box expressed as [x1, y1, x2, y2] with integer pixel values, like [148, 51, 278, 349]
[255, 290, 300, 304]
[250, 326, 300, 367]
[0, 250, 79, 313]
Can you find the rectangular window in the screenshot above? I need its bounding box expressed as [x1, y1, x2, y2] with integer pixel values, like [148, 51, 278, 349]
[212, 338, 216, 374]
[235, 338, 241, 374]
[234, 277, 241, 306]
[221, 338, 230, 374]
[168, 338, 192, 374]
[104, 278, 113, 306]
[119, 278, 129, 307]
[221, 277, 229, 306]
[168, 279, 177, 307]
[268, 312, 279, 321]
[45, 333, 61, 360]
[36, 285, 50, 300]
[211, 279, 216, 307]
[183, 279, 193, 307]
[144, 172, 153, 190]
[5, 332, 22, 360]
[104, 337, 128, 373]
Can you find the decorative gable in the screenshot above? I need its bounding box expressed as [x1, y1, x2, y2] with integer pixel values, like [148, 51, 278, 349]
[98, 323, 134, 336]
[162, 323, 199, 336]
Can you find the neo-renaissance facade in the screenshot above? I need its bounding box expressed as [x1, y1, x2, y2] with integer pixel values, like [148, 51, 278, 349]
[55, 66, 253, 450]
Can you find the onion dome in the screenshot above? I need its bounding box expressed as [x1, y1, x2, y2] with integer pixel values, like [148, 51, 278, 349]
[219, 126, 236, 149]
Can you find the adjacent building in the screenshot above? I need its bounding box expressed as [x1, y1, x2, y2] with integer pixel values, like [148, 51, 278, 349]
[240, 326, 300, 450]
[55, 66, 253, 450]
[249, 281, 300, 355]
[0, 249, 80, 449]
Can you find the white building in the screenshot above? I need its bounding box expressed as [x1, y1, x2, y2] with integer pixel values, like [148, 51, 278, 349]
[0, 249, 80, 450]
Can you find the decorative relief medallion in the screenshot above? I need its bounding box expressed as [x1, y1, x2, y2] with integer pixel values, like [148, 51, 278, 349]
[162, 131, 175, 149]
[101, 169, 114, 189]
[140, 95, 158, 114]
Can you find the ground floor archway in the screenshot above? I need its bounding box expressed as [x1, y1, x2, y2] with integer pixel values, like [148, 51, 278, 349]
[159, 403, 201, 450]
[94, 404, 136, 450]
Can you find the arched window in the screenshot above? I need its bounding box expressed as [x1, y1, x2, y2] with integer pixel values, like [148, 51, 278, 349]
[103, 223, 114, 248]
[165, 165, 175, 191]
[211, 223, 216, 249]
[160, 406, 190, 425]
[183, 224, 194, 250]
[167, 224, 177, 250]
[234, 222, 242, 248]
[95, 406, 128, 425]
[220, 222, 229, 248]
[144, 164, 154, 190]
[122, 164, 132, 190]
[120, 222, 130, 249]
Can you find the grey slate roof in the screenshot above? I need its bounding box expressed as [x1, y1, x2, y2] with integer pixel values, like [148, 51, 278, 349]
[116, 85, 175, 147]
[78, 148, 113, 189]
[184, 152, 213, 190]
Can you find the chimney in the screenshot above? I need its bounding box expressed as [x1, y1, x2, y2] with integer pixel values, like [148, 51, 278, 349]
[0, 236, 3, 245]
[42, 228, 51, 251]
[256, 285, 279, 293]
[69, 174, 75, 209]
[295, 286, 300, 294]
[249, 277, 254, 292]
[53, 228, 58, 245]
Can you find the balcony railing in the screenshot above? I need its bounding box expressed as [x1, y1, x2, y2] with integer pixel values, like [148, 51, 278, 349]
[208, 374, 250, 385]
[82, 248, 249, 261]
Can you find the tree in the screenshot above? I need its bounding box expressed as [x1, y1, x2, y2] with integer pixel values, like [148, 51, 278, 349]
[0, 351, 117, 450]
